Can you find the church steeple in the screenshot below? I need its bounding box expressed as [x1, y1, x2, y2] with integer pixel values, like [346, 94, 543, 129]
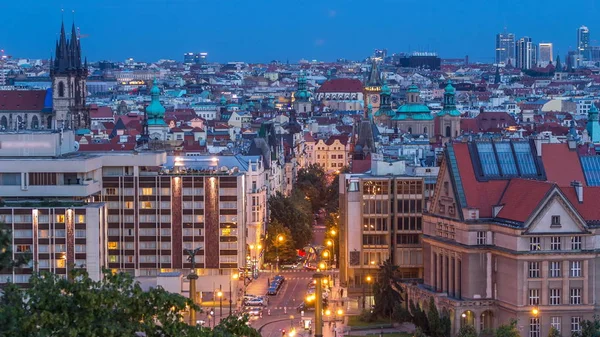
[53, 19, 83, 75]
[586, 102, 600, 143]
[366, 58, 382, 87]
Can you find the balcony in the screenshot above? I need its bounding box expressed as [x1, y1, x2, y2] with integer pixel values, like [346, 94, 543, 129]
[0, 181, 101, 197]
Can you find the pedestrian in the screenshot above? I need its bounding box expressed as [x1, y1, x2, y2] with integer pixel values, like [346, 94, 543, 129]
[340, 288, 344, 298]
[284, 307, 287, 314]
[268, 309, 271, 316]
[267, 278, 270, 286]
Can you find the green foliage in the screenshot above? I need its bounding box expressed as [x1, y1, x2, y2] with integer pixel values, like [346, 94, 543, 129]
[0, 227, 30, 271]
[576, 316, 600, 337]
[373, 258, 403, 318]
[268, 191, 312, 249]
[393, 303, 413, 323]
[426, 297, 441, 337]
[0, 269, 259, 337]
[456, 324, 477, 337]
[296, 164, 328, 213]
[547, 325, 561, 337]
[408, 299, 429, 336]
[358, 309, 376, 323]
[495, 319, 520, 337]
[413, 327, 427, 337]
[265, 219, 296, 263]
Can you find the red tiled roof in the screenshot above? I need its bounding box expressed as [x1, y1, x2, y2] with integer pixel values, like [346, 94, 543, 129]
[496, 179, 554, 222]
[453, 143, 508, 218]
[541, 143, 587, 187]
[304, 132, 315, 142]
[90, 105, 114, 119]
[317, 78, 364, 93]
[325, 135, 349, 146]
[0, 90, 47, 111]
[562, 187, 600, 221]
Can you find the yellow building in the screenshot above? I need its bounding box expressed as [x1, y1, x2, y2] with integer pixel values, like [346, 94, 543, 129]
[314, 135, 350, 172]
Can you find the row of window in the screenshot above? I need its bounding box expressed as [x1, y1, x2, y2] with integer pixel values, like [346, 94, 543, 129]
[315, 154, 344, 160]
[528, 288, 582, 305]
[14, 229, 86, 239]
[38, 259, 86, 268]
[529, 316, 581, 337]
[105, 187, 211, 196]
[528, 261, 582, 278]
[530, 236, 582, 251]
[0, 214, 86, 224]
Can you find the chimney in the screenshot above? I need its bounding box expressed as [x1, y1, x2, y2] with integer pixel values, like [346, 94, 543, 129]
[571, 181, 583, 203]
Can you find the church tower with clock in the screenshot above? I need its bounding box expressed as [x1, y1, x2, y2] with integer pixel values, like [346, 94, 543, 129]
[145, 80, 169, 141]
[363, 59, 382, 116]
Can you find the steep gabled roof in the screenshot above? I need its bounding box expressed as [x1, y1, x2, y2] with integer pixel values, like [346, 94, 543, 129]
[496, 179, 554, 223]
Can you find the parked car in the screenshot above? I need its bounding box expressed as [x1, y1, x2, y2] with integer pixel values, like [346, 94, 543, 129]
[267, 286, 278, 295]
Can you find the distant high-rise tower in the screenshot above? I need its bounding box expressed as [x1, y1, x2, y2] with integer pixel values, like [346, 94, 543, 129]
[516, 37, 537, 69]
[578, 25, 590, 60]
[51, 20, 88, 130]
[495, 32, 516, 65]
[538, 43, 553, 66]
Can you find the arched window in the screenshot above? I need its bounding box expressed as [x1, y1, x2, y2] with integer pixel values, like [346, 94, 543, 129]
[58, 81, 65, 97]
[31, 115, 39, 129]
[47, 116, 53, 129]
[408, 127, 412, 134]
[423, 127, 428, 135]
[0, 116, 7, 129]
[445, 126, 451, 137]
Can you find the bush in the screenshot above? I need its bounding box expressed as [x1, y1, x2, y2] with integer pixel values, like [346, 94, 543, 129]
[358, 309, 376, 323]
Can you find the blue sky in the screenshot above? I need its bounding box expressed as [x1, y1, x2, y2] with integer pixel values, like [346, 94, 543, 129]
[1, 0, 599, 63]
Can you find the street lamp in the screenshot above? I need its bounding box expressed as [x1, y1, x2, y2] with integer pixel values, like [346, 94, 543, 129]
[326, 239, 336, 269]
[230, 273, 238, 315]
[276, 235, 284, 272]
[217, 287, 223, 319]
[363, 275, 372, 309]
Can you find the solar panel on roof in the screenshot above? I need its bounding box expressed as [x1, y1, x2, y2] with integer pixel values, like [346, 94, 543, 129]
[495, 142, 518, 176]
[476, 142, 500, 176]
[513, 142, 537, 176]
[581, 156, 600, 186]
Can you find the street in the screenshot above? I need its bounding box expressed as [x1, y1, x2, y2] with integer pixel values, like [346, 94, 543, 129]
[246, 224, 344, 337]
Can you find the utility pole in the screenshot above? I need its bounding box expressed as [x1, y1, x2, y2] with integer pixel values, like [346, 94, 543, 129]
[313, 273, 325, 337]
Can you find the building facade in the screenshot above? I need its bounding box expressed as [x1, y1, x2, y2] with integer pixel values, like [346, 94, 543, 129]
[404, 140, 600, 337]
[339, 159, 428, 299]
[495, 33, 516, 65]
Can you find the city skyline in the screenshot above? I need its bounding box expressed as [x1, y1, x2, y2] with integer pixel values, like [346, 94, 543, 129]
[1, 0, 600, 63]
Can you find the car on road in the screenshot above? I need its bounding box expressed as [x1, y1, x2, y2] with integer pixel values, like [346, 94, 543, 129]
[245, 298, 266, 306]
[267, 286, 278, 295]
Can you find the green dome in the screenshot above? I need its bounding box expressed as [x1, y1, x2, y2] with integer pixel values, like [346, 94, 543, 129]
[381, 83, 391, 95]
[407, 84, 420, 93]
[146, 80, 166, 125]
[392, 113, 434, 121]
[220, 95, 227, 105]
[397, 104, 430, 114]
[296, 90, 307, 99]
[445, 82, 456, 94]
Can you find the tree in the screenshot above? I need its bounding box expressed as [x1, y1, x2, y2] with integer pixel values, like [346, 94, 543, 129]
[495, 319, 520, 337]
[426, 297, 441, 337]
[547, 326, 561, 337]
[456, 324, 477, 337]
[265, 219, 296, 263]
[0, 269, 259, 337]
[413, 327, 427, 337]
[296, 164, 328, 213]
[577, 316, 600, 337]
[372, 258, 403, 319]
[409, 299, 429, 336]
[0, 227, 30, 270]
[268, 191, 312, 248]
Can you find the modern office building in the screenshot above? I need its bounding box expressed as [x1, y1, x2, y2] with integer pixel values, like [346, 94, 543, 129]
[516, 37, 537, 69]
[339, 157, 429, 297]
[403, 139, 600, 337]
[577, 26, 590, 60]
[0, 130, 108, 284]
[495, 33, 516, 65]
[538, 43, 553, 66]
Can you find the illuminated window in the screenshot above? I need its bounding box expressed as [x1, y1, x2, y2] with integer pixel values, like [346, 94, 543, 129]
[109, 255, 119, 263]
[141, 188, 153, 196]
[56, 259, 66, 268]
[77, 215, 85, 224]
[56, 214, 65, 223]
[141, 201, 153, 209]
[108, 242, 118, 250]
[221, 228, 232, 236]
[124, 201, 134, 209]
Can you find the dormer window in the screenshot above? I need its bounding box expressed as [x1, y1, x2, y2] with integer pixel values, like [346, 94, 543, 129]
[551, 215, 561, 228]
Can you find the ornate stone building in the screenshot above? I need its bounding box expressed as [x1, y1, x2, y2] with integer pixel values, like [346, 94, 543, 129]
[436, 81, 461, 142]
[375, 84, 434, 135]
[0, 21, 88, 131]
